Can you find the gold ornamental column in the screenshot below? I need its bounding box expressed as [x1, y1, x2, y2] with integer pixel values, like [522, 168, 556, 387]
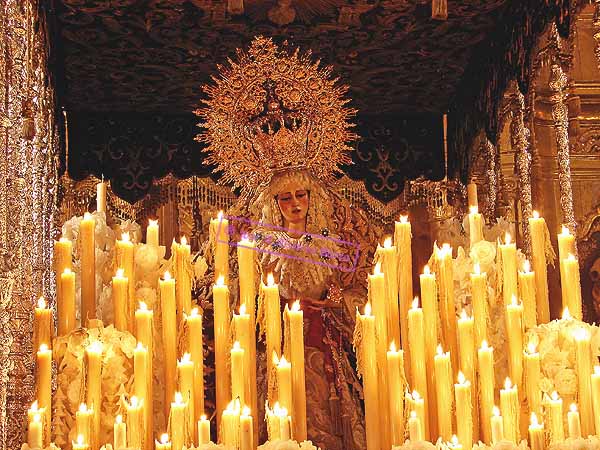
[0, 1, 59, 450]
[482, 136, 499, 221]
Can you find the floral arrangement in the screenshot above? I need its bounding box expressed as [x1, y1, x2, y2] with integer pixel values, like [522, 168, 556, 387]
[257, 439, 320, 450]
[471, 440, 530, 450]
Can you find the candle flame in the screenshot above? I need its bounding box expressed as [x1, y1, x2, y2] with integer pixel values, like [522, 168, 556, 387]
[216, 275, 225, 286]
[423, 265, 431, 275]
[492, 406, 500, 417]
[460, 309, 469, 320]
[163, 271, 172, 281]
[31, 401, 38, 411]
[505, 232, 511, 245]
[595, 366, 600, 376]
[523, 260, 531, 273]
[436, 344, 443, 356]
[532, 211, 540, 219]
[239, 303, 246, 315]
[174, 392, 183, 405]
[266, 273, 274, 287]
[148, 219, 158, 227]
[63, 267, 72, 275]
[574, 327, 589, 341]
[364, 302, 372, 316]
[79, 403, 88, 413]
[291, 300, 301, 312]
[510, 295, 519, 307]
[570, 403, 578, 413]
[201, 414, 207, 421]
[32, 413, 41, 423]
[116, 415, 122, 424]
[121, 232, 130, 242]
[562, 307, 571, 320]
[88, 341, 102, 353]
[272, 351, 280, 365]
[504, 378, 513, 390]
[139, 301, 148, 311]
[242, 406, 251, 416]
[473, 263, 481, 275]
[527, 341, 537, 354]
[480, 340, 489, 350]
[457, 371, 466, 384]
[567, 253, 576, 262]
[181, 236, 187, 246]
[84, 212, 92, 220]
[530, 412, 539, 426]
[412, 390, 421, 401]
[59, 236, 70, 243]
[373, 262, 382, 276]
[469, 206, 478, 214]
[39, 344, 49, 352]
[551, 391, 559, 401]
[400, 215, 408, 224]
[383, 237, 393, 248]
[561, 225, 570, 236]
[77, 434, 85, 446]
[190, 307, 199, 317]
[442, 243, 451, 252]
[412, 297, 420, 309]
[410, 411, 417, 419]
[217, 210, 224, 220]
[279, 355, 289, 365]
[181, 352, 191, 363]
[233, 341, 241, 351]
[116, 268, 125, 278]
[451, 435, 459, 446]
[160, 434, 169, 444]
[389, 341, 397, 352]
[37, 297, 46, 309]
[131, 396, 139, 407]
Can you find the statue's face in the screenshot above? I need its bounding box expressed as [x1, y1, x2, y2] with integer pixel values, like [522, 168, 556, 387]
[276, 188, 309, 226]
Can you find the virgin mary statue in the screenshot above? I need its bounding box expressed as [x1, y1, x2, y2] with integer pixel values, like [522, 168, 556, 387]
[195, 37, 380, 450]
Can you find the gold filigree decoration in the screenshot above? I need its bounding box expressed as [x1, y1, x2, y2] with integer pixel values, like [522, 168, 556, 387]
[195, 36, 357, 194]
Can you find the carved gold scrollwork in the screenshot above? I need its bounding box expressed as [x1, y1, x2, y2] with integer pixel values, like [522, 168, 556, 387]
[576, 128, 600, 154]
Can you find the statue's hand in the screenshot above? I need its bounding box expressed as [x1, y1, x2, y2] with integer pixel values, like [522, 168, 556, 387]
[299, 297, 343, 310]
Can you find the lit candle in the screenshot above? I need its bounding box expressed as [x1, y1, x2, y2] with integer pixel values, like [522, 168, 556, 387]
[355, 303, 380, 450]
[562, 254, 583, 320]
[524, 341, 541, 416]
[546, 391, 564, 444]
[221, 399, 241, 448]
[59, 267, 76, 336]
[285, 301, 306, 441]
[468, 205, 484, 246]
[176, 236, 192, 323]
[506, 296, 524, 388]
[408, 297, 429, 438]
[214, 275, 231, 426]
[478, 340, 495, 444]
[240, 406, 253, 450]
[420, 264, 439, 435]
[470, 263, 488, 347]
[434, 344, 453, 441]
[113, 415, 127, 450]
[408, 411, 424, 442]
[54, 237, 72, 335]
[467, 182, 478, 209]
[234, 305, 253, 422]
[436, 243, 458, 375]
[558, 226, 576, 305]
[112, 268, 128, 331]
[35, 344, 52, 445]
[395, 215, 413, 382]
[528, 212, 551, 323]
[146, 219, 159, 247]
[499, 233, 518, 307]
[491, 406, 504, 445]
[28, 413, 43, 449]
[210, 211, 229, 283]
[518, 260, 537, 329]
[34, 297, 52, 352]
[458, 309, 478, 442]
[160, 271, 177, 417]
[266, 403, 280, 441]
[85, 341, 103, 450]
[407, 390, 426, 441]
[387, 341, 406, 446]
[169, 393, 187, 450]
[177, 352, 195, 441]
[80, 212, 96, 324]
[275, 353, 292, 417]
[76, 403, 93, 446]
[568, 403, 581, 439]
[376, 236, 400, 345]
[574, 327, 594, 437]
[135, 301, 153, 447]
[368, 263, 392, 449]
[500, 378, 519, 443]
[186, 308, 204, 433]
[231, 342, 246, 405]
[73, 434, 89, 450]
[155, 434, 171, 450]
[528, 413, 545, 450]
[455, 371, 473, 450]
[591, 366, 600, 436]
[96, 181, 107, 213]
[115, 232, 134, 329]
[126, 396, 143, 450]
[276, 405, 290, 441]
[198, 415, 211, 445]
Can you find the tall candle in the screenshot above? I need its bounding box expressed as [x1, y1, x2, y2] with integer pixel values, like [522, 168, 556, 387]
[160, 271, 177, 417]
[34, 297, 52, 352]
[59, 267, 76, 336]
[524, 341, 541, 416]
[210, 211, 229, 283]
[36, 344, 52, 445]
[568, 403, 581, 439]
[491, 406, 504, 445]
[285, 301, 306, 441]
[146, 219, 159, 247]
[500, 378, 519, 443]
[113, 415, 127, 450]
[436, 243, 458, 374]
[221, 400, 241, 448]
[528, 413, 545, 450]
[591, 367, 600, 436]
[231, 342, 246, 405]
[28, 413, 43, 449]
[96, 181, 107, 213]
[558, 226, 576, 305]
[478, 341, 495, 444]
[116, 232, 134, 329]
[176, 236, 192, 323]
[54, 237, 72, 334]
[518, 260, 537, 329]
[213, 275, 231, 426]
[395, 215, 413, 382]
[562, 254, 583, 320]
[468, 206, 484, 246]
[408, 391, 426, 441]
[169, 393, 186, 450]
[458, 309, 478, 442]
[546, 391, 564, 444]
[112, 268, 128, 331]
[85, 341, 103, 450]
[467, 182, 478, 209]
[80, 212, 96, 324]
[408, 297, 429, 438]
[198, 415, 210, 445]
[355, 303, 380, 450]
[240, 407, 253, 450]
[186, 308, 204, 433]
[387, 341, 406, 446]
[435, 344, 454, 441]
[276, 354, 292, 421]
[178, 352, 195, 441]
[574, 328, 594, 437]
[506, 297, 524, 388]
[408, 411, 424, 442]
[470, 264, 489, 347]
[420, 264, 439, 435]
[455, 372, 473, 450]
[499, 233, 518, 307]
[234, 305, 252, 419]
[262, 274, 281, 390]
[377, 237, 400, 345]
[135, 301, 153, 447]
[76, 403, 93, 446]
[528, 212, 551, 324]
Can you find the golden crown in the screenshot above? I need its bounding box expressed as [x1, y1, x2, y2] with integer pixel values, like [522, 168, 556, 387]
[195, 37, 357, 193]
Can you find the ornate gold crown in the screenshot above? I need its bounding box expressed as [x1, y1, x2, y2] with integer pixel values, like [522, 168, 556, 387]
[195, 36, 357, 193]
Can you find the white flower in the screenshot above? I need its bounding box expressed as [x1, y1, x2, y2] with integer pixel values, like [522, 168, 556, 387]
[299, 441, 320, 450]
[469, 240, 496, 274]
[135, 244, 160, 273]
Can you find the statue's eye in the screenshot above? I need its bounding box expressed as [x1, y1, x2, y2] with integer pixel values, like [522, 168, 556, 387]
[296, 190, 308, 198]
[278, 194, 292, 202]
